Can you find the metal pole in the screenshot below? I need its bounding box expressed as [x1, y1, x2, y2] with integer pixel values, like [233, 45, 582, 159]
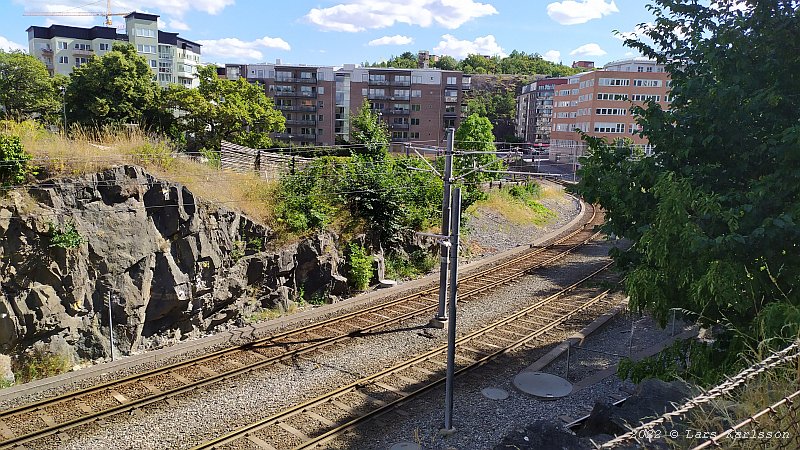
[61, 86, 67, 133]
[431, 128, 454, 326]
[573, 146, 577, 182]
[443, 187, 461, 432]
[108, 293, 115, 362]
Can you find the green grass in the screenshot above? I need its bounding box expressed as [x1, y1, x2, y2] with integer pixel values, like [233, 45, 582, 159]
[12, 348, 72, 384]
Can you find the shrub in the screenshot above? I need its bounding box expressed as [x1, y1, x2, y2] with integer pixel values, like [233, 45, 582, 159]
[13, 348, 72, 384]
[348, 243, 373, 291]
[0, 133, 37, 187]
[129, 141, 174, 170]
[48, 221, 84, 249]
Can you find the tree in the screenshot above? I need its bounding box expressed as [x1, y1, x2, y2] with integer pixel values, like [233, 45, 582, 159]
[433, 55, 459, 71]
[350, 99, 389, 160]
[0, 51, 60, 121]
[575, 0, 800, 382]
[65, 42, 158, 126]
[454, 114, 504, 208]
[168, 64, 285, 152]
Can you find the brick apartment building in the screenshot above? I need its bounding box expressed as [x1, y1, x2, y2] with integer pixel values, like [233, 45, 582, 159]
[515, 77, 568, 147]
[547, 58, 671, 161]
[27, 12, 201, 88]
[227, 63, 471, 147]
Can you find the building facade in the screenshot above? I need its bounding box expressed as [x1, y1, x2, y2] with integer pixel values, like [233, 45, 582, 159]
[548, 58, 671, 160]
[27, 12, 201, 88]
[236, 63, 471, 147]
[515, 77, 568, 147]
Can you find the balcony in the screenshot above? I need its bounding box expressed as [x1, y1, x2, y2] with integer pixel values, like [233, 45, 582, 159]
[285, 119, 317, 126]
[72, 49, 94, 56]
[298, 91, 317, 98]
[390, 123, 410, 130]
[461, 83, 471, 90]
[444, 96, 458, 103]
[276, 77, 318, 84]
[274, 91, 298, 96]
[443, 111, 458, 117]
[388, 109, 410, 115]
[391, 136, 409, 142]
[159, 53, 173, 60]
[368, 79, 390, 86]
[41, 48, 53, 55]
[273, 133, 317, 141]
[276, 105, 317, 112]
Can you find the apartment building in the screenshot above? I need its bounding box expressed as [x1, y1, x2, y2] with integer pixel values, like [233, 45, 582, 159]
[548, 58, 671, 160]
[238, 63, 471, 147]
[27, 12, 201, 88]
[515, 77, 568, 147]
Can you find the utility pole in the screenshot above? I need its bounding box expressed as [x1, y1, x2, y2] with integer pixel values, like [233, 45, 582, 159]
[107, 293, 115, 361]
[443, 187, 462, 433]
[430, 128, 454, 328]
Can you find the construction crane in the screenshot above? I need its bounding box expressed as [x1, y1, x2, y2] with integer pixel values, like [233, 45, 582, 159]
[24, 0, 131, 26]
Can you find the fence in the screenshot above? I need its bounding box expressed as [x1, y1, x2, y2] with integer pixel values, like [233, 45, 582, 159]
[596, 340, 800, 449]
[219, 141, 310, 181]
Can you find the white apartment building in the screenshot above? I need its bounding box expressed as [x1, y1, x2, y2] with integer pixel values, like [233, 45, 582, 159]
[27, 12, 201, 88]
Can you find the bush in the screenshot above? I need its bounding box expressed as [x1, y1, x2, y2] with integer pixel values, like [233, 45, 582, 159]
[48, 221, 84, 249]
[129, 141, 174, 170]
[385, 249, 437, 280]
[0, 133, 37, 187]
[13, 347, 72, 384]
[348, 243, 373, 291]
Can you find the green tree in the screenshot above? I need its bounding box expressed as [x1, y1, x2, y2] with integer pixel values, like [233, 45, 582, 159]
[0, 134, 36, 186]
[168, 65, 285, 152]
[458, 54, 498, 74]
[0, 51, 60, 121]
[350, 99, 389, 160]
[576, 0, 800, 382]
[454, 114, 504, 207]
[433, 55, 459, 70]
[65, 42, 158, 126]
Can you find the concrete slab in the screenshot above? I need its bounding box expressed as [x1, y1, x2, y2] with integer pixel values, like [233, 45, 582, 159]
[481, 387, 510, 400]
[514, 371, 572, 399]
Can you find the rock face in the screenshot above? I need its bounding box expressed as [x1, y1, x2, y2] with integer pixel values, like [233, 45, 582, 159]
[0, 166, 356, 361]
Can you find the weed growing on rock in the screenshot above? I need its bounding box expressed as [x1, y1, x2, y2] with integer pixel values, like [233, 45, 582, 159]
[47, 221, 84, 249]
[348, 243, 372, 291]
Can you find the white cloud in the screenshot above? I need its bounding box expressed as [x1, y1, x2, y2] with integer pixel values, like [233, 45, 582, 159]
[569, 43, 607, 57]
[542, 50, 561, 63]
[547, 0, 618, 25]
[305, 0, 498, 32]
[433, 34, 505, 59]
[197, 37, 291, 63]
[368, 35, 414, 46]
[116, 0, 234, 16]
[0, 36, 26, 52]
[615, 23, 653, 41]
[168, 19, 190, 31]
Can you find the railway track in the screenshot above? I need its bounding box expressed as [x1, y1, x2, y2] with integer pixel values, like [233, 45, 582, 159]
[0, 203, 602, 450]
[196, 264, 620, 449]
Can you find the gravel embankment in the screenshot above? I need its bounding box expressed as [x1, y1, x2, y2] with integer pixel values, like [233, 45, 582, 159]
[51, 240, 622, 450]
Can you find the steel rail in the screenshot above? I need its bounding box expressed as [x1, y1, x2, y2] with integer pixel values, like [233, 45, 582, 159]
[194, 263, 617, 449]
[0, 204, 601, 449]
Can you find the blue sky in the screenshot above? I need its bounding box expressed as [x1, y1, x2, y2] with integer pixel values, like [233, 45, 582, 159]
[2, 0, 661, 67]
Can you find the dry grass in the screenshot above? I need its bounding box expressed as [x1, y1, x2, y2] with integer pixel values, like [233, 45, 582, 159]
[467, 185, 557, 227]
[2, 121, 280, 226]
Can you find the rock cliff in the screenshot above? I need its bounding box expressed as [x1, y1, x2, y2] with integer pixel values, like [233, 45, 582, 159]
[0, 166, 352, 362]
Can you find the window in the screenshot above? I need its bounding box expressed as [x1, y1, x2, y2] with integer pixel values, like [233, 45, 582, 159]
[276, 70, 292, 81]
[446, 76, 457, 85]
[412, 75, 423, 84]
[137, 44, 156, 54]
[58, 41, 68, 50]
[395, 75, 410, 85]
[318, 115, 323, 122]
[135, 28, 156, 38]
[74, 57, 89, 67]
[410, 132, 420, 139]
[318, 86, 324, 95]
[631, 94, 661, 102]
[594, 122, 626, 133]
[410, 118, 420, 125]
[411, 104, 421, 111]
[318, 101, 324, 107]
[411, 90, 421, 98]
[595, 108, 629, 115]
[445, 105, 456, 113]
[633, 79, 663, 87]
[99, 43, 109, 51]
[300, 71, 314, 80]
[393, 89, 410, 99]
[74, 43, 91, 51]
[301, 86, 314, 96]
[597, 93, 628, 101]
[58, 56, 69, 64]
[559, 89, 570, 95]
[598, 78, 630, 86]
